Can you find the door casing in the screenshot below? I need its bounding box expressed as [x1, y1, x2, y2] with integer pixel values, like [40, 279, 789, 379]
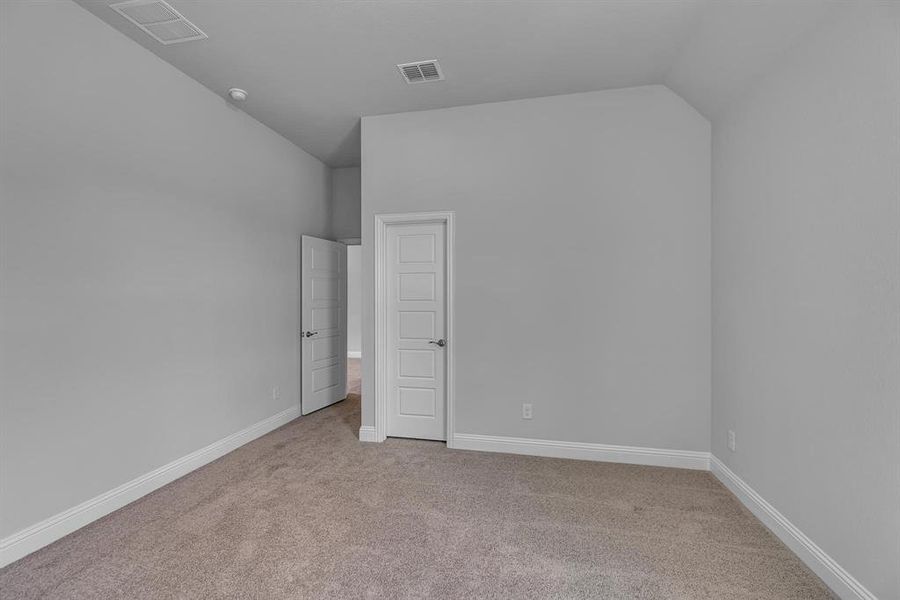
[373, 211, 455, 446]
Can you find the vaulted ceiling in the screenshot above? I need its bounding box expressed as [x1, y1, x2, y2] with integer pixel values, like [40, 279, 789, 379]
[74, 0, 839, 167]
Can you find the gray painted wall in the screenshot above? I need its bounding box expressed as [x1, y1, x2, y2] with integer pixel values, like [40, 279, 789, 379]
[347, 245, 362, 356]
[0, 1, 330, 538]
[333, 167, 362, 355]
[331, 167, 361, 240]
[711, 4, 900, 598]
[361, 86, 711, 451]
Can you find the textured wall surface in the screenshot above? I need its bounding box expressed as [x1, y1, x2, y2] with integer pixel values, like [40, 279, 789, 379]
[0, 1, 330, 537]
[361, 86, 711, 452]
[711, 4, 900, 598]
[332, 167, 361, 240]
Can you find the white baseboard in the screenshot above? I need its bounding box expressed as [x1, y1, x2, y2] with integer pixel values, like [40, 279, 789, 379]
[347, 351, 361, 359]
[0, 405, 301, 568]
[710, 456, 876, 600]
[453, 433, 710, 470]
[358, 426, 377, 442]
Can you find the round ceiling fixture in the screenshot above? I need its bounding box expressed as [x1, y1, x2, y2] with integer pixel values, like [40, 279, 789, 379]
[227, 88, 248, 102]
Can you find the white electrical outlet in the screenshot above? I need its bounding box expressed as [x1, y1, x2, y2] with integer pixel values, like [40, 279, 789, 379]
[728, 429, 736, 452]
[272, 386, 280, 401]
[522, 403, 533, 420]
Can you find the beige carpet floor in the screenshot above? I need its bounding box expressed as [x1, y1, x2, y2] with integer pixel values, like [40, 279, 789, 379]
[1, 364, 834, 599]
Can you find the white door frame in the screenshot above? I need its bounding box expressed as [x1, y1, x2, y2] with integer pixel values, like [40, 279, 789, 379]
[374, 211, 455, 447]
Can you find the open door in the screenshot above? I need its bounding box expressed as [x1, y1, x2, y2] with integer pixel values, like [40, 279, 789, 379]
[301, 235, 347, 415]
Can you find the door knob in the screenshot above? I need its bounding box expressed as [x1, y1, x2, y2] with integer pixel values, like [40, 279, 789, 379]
[428, 339, 446, 347]
[303, 331, 319, 338]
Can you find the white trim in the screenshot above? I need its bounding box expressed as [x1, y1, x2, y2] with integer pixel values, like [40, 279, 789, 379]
[374, 211, 456, 447]
[710, 456, 876, 600]
[358, 426, 378, 442]
[347, 350, 362, 359]
[0, 405, 300, 568]
[453, 433, 710, 471]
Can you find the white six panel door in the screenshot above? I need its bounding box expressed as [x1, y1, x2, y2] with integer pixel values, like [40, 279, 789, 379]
[386, 222, 447, 440]
[301, 236, 347, 415]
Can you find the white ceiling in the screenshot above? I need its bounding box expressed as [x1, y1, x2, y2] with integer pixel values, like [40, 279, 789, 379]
[73, 0, 838, 167]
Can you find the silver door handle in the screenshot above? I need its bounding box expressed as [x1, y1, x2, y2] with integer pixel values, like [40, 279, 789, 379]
[303, 331, 319, 338]
[429, 339, 446, 347]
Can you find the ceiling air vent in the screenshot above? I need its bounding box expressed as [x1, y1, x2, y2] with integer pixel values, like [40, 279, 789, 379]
[110, 0, 207, 45]
[397, 60, 444, 84]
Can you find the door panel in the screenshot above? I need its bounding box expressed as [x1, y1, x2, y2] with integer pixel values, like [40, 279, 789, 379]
[386, 222, 446, 440]
[399, 387, 436, 417]
[399, 312, 435, 339]
[302, 236, 347, 415]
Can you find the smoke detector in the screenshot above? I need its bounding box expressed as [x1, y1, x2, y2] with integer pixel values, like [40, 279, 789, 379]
[110, 0, 207, 45]
[228, 88, 248, 102]
[397, 60, 444, 84]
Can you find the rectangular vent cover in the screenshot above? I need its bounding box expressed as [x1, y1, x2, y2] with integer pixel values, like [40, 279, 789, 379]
[110, 0, 207, 45]
[397, 60, 444, 84]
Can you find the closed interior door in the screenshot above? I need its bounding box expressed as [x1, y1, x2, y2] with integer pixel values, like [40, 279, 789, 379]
[301, 235, 347, 415]
[386, 222, 447, 440]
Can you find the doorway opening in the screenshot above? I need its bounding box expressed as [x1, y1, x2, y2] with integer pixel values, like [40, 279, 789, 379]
[346, 243, 362, 398]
